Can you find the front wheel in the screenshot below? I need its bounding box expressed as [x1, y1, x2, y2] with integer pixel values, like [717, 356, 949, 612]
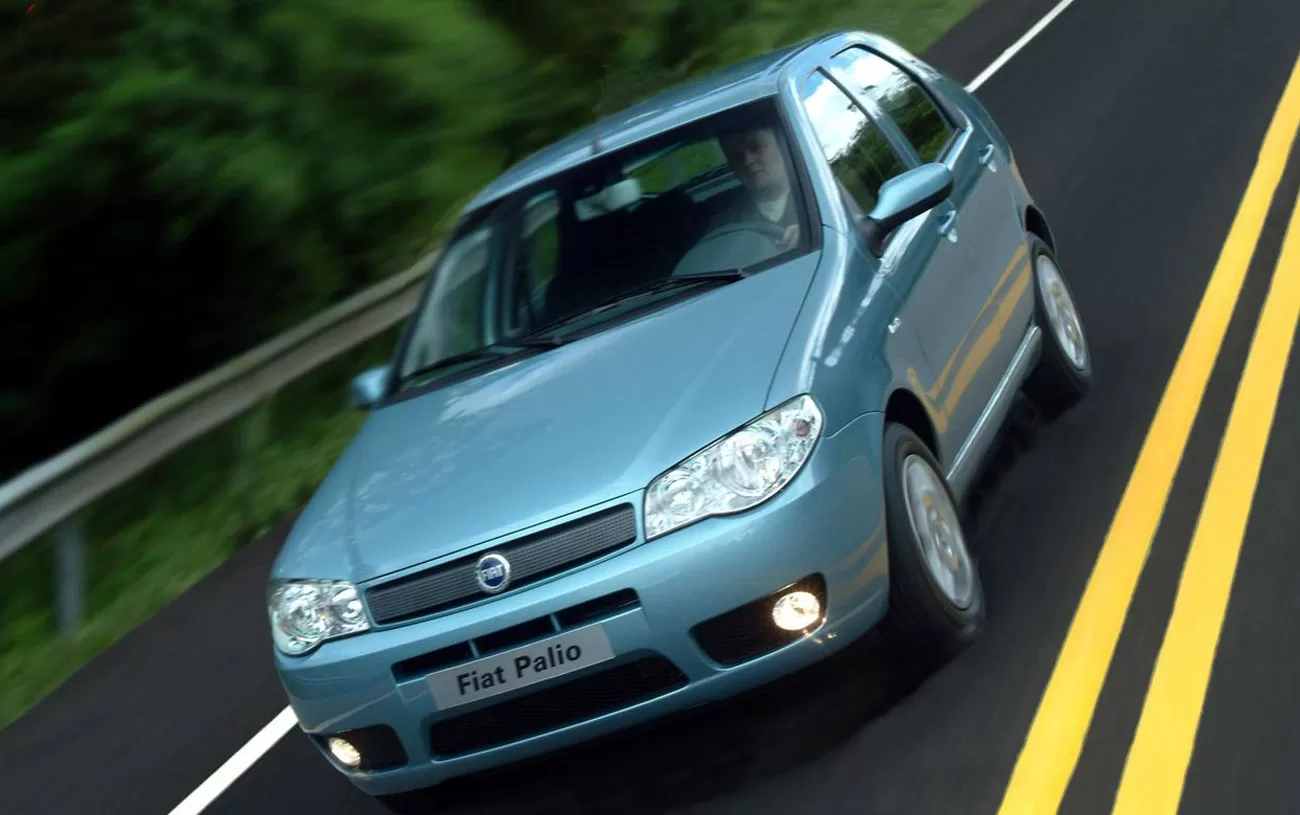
[1023, 236, 1092, 418]
[877, 422, 985, 661]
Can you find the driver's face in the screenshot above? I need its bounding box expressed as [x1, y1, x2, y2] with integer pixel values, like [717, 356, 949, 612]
[721, 127, 789, 198]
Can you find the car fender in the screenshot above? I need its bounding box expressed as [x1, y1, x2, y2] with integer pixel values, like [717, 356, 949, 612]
[764, 224, 918, 437]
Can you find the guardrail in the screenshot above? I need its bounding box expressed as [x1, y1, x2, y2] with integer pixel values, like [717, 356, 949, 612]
[0, 248, 441, 633]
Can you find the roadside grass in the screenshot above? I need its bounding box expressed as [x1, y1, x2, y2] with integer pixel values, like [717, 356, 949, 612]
[0, 0, 980, 732]
[0, 327, 401, 730]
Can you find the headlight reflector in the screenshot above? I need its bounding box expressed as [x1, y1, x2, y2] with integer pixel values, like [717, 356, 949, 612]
[644, 395, 823, 539]
[270, 579, 370, 655]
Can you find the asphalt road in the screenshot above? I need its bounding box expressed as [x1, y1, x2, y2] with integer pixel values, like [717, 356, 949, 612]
[5, 0, 1300, 812]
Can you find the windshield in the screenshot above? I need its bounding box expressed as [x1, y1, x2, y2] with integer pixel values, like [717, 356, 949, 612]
[394, 98, 813, 386]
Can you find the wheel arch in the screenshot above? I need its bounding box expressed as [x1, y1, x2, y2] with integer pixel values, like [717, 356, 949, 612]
[1024, 205, 1056, 254]
[883, 388, 940, 459]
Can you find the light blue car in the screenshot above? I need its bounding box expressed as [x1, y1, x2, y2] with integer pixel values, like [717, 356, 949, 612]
[267, 29, 1091, 811]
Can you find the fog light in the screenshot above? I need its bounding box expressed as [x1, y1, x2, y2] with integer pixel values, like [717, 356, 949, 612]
[328, 736, 362, 768]
[771, 590, 821, 631]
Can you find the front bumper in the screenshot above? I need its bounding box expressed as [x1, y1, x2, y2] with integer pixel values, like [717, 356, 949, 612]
[275, 411, 891, 797]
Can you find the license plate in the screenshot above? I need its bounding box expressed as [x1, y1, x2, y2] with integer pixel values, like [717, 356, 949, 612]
[426, 624, 615, 711]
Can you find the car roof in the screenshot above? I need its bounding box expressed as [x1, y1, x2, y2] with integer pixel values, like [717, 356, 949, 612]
[462, 32, 851, 212]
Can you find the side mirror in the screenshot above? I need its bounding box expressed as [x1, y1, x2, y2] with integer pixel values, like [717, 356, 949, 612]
[349, 365, 393, 410]
[862, 163, 954, 257]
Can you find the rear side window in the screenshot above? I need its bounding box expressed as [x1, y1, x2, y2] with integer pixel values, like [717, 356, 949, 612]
[800, 70, 908, 217]
[832, 47, 953, 163]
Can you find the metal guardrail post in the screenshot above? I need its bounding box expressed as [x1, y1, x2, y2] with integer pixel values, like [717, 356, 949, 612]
[55, 517, 85, 636]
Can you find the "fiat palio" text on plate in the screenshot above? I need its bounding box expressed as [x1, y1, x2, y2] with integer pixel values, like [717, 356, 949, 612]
[426, 624, 616, 710]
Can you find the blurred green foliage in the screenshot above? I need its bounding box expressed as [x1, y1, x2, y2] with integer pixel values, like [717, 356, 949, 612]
[0, 0, 973, 479]
[0, 0, 979, 728]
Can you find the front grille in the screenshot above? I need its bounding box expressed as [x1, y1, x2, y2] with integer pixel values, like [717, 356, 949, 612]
[367, 504, 638, 625]
[691, 574, 827, 667]
[428, 656, 687, 757]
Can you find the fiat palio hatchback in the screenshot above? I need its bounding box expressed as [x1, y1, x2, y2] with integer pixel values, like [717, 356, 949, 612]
[267, 29, 1091, 812]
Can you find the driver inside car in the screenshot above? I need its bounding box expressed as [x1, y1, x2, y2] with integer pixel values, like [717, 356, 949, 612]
[711, 125, 802, 251]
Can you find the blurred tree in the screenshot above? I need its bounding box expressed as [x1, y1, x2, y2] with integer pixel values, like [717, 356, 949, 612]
[0, 0, 134, 150]
[0, 0, 857, 479]
[0, 0, 141, 462]
[0, 0, 517, 476]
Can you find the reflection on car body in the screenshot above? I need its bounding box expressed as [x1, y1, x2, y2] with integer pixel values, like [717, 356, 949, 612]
[267, 28, 1093, 812]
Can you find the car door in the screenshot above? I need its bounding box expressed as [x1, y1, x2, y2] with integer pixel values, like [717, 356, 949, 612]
[797, 67, 980, 464]
[827, 45, 1032, 464]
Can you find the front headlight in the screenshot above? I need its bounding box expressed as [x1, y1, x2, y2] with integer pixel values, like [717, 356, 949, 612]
[644, 394, 824, 540]
[269, 579, 370, 656]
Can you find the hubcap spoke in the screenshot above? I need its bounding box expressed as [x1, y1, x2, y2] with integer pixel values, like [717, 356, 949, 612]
[1037, 255, 1088, 371]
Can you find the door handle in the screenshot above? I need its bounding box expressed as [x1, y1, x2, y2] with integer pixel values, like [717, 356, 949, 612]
[937, 209, 959, 243]
[979, 143, 998, 172]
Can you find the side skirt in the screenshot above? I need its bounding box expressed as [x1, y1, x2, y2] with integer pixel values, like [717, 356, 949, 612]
[945, 324, 1043, 500]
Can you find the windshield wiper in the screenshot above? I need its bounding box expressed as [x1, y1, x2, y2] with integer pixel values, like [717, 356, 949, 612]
[498, 336, 569, 349]
[657, 268, 749, 284]
[536, 269, 749, 336]
[398, 337, 567, 385]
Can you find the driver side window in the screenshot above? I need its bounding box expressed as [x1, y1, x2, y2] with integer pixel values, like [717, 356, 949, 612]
[799, 70, 908, 221]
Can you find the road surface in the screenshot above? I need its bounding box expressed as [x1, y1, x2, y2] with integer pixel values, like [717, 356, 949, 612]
[4, 0, 1300, 812]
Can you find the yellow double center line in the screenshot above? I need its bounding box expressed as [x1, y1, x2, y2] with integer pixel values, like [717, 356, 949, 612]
[1111, 142, 1300, 815]
[998, 51, 1300, 815]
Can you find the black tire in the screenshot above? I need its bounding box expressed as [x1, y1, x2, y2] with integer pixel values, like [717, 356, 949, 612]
[1022, 236, 1092, 419]
[877, 422, 985, 661]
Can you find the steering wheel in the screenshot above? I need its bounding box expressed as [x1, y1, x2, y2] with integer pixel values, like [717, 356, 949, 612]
[672, 218, 792, 277]
[692, 218, 790, 246]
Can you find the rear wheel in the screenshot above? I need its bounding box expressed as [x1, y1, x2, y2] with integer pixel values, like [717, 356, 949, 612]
[877, 422, 985, 660]
[1023, 236, 1092, 418]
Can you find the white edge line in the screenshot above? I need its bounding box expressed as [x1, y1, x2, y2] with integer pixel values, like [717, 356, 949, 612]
[165, 2, 1083, 812]
[966, 0, 1081, 91]
[167, 707, 298, 815]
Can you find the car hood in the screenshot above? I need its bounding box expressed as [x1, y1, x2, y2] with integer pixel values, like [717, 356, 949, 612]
[274, 254, 821, 584]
